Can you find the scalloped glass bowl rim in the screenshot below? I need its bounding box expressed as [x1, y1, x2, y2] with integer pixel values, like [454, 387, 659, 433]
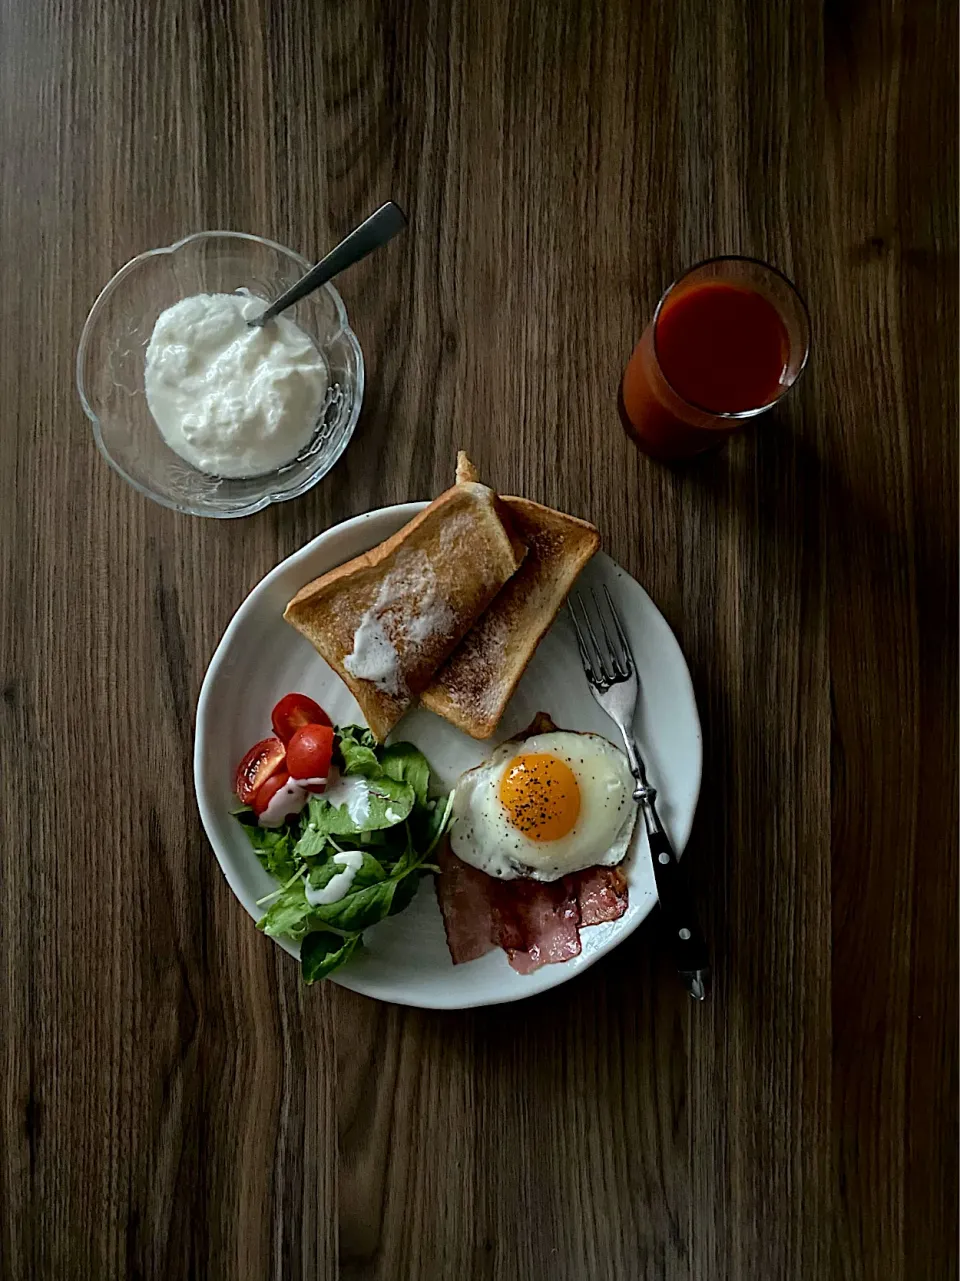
[76, 230, 365, 518]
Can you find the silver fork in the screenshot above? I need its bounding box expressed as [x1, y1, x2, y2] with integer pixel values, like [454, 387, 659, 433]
[569, 587, 709, 1000]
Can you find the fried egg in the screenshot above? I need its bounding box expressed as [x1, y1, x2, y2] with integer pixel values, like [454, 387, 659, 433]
[449, 730, 638, 881]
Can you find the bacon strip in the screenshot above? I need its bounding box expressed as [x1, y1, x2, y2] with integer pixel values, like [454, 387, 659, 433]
[434, 847, 498, 964]
[574, 865, 629, 925]
[435, 846, 629, 974]
[494, 877, 581, 973]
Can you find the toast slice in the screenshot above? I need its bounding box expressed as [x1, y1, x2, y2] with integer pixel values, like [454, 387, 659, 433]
[419, 498, 600, 738]
[283, 456, 526, 740]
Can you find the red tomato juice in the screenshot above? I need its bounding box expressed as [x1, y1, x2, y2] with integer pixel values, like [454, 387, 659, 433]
[621, 282, 790, 459]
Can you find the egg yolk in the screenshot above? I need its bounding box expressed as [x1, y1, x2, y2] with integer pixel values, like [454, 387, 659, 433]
[498, 752, 581, 841]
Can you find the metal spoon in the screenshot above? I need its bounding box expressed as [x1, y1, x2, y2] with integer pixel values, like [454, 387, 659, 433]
[248, 201, 407, 327]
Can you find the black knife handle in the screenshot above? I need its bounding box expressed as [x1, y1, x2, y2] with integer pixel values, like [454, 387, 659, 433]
[647, 824, 710, 996]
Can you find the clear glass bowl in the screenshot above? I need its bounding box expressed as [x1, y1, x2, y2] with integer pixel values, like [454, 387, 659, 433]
[77, 231, 364, 517]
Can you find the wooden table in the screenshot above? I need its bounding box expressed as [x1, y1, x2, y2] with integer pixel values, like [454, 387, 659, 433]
[1, 1, 956, 1278]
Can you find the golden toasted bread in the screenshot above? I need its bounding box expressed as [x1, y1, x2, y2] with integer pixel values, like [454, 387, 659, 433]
[420, 498, 600, 738]
[283, 456, 526, 741]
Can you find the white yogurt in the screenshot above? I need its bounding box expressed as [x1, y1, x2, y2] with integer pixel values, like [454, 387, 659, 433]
[144, 292, 328, 478]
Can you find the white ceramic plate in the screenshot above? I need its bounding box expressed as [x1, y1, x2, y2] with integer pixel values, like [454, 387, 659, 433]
[195, 503, 702, 1008]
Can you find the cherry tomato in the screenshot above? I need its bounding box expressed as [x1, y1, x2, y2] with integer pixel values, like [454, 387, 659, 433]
[271, 693, 332, 744]
[285, 723, 335, 787]
[252, 771, 302, 821]
[235, 736, 286, 804]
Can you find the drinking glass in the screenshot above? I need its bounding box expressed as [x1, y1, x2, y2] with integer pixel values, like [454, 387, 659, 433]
[620, 256, 810, 461]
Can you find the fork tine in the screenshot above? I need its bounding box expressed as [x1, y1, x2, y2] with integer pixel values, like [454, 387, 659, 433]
[568, 595, 597, 681]
[591, 588, 627, 678]
[575, 592, 614, 682]
[603, 585, 635, 675]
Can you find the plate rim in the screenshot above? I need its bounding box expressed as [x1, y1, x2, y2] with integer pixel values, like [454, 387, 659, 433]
[194, 501, 702, 1009]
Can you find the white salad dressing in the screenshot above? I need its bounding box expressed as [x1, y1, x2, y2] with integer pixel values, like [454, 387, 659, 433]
[343, 615, 401, 694]
[144, 292, 328, 478]
[257, 777, 308, 828]
[257, 774, 327, 828]
[321, 769, 371, 826]
[304, 850, 365, 906]
[343, 550, 454, 695]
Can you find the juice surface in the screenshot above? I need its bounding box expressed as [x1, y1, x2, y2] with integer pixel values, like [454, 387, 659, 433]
[654, 282, 789, 414]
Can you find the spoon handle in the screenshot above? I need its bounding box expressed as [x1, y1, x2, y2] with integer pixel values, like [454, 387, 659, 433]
[251, 202, 407, 326]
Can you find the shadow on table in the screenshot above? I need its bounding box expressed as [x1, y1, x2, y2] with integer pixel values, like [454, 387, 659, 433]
[464, 405, 954, 1105]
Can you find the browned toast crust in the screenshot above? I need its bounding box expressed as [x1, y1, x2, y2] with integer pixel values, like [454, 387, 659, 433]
[283, 474, 526, 740]
[419, 498, 600, 738]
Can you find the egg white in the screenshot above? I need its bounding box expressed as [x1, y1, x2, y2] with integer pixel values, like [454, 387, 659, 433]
[449, 731, 638, 882]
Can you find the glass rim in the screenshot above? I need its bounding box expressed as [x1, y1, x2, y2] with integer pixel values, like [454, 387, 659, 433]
[75, 230, 364, 518]
[651, 254, 812, 421]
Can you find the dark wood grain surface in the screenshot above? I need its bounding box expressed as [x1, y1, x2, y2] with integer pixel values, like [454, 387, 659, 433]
[1, 1, 956, 1278]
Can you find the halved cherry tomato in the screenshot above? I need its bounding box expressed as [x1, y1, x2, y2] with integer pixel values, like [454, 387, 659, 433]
[286, 723, 335, 787]
[235, 736, 286, 804]
[252, 771, 300, 820]
[271, 693, 332, 744]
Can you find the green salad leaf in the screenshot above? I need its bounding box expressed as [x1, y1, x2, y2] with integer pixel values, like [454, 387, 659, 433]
[379, 741, 432, 807]
[235, 811, 300, 881]
[388, 868, 424, 918]
[301, 931, 362, 983]
[307, 850, 387, 891]
[257, 877, 315, 942]
[306, 777, 416, 836]
[335, 724, 382, 777]
[293, 819, 329, 862]
[309, 878, 401, 932]
[408, 789, 455, 857]
[239, 724, 454, 984]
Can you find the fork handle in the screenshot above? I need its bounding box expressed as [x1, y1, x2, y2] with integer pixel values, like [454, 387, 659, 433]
[644, 813, 710, 1000]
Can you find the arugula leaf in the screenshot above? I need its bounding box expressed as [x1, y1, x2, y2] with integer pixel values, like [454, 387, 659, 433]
[336, 725, 382, 777]
[355, 828, 388, 847]
[257, 877, 315, 941]
[301, 931, 362, 983]
[236, 805, 304, 836]
[363, 778, 416, 827]
[304, 794, 348, 838]
[306, 778, 416, 836]
[349, 824, 411, 860]
[294, 817, 330, 862]
[237, 723, 451, 982]
[388, 869, 425, 917]
[310, 878, 399, 931]
[424, 790, 455, 855]
[388, 823, 423, 880]
[379, 742, 432, 807]
[337, 724, 377, 751]
[406, 789, 455, 864]
[306, 850, 388, 891]
[351, 851, 390, 886]
[238, 819, 300, 881]
[259, 848, 392, 943]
